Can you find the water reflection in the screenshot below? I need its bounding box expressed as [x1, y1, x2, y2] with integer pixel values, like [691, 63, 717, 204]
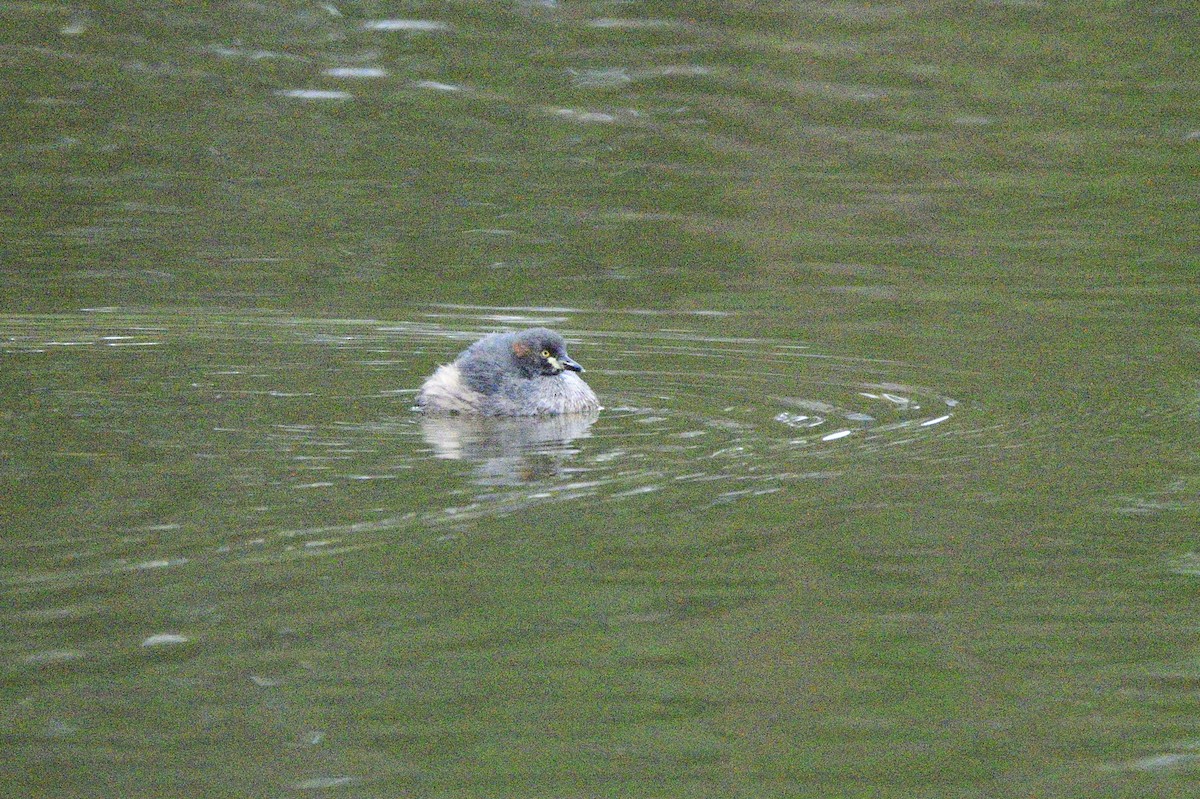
[419, 409, 599, 484]
[362, 19, 453, 32]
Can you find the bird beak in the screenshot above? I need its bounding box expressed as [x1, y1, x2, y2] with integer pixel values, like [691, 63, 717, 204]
[560, 355, 584, 373]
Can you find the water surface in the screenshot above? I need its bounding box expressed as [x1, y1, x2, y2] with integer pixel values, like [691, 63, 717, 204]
[2, 2, 1198, 797]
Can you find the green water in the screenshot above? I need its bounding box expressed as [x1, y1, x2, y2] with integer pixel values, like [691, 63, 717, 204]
[2, 2, 1198, 797]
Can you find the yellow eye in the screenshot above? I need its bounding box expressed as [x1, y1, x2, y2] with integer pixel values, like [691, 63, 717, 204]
[541, 349, 551, 358]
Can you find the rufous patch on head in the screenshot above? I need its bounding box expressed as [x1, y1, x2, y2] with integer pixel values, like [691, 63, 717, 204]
[512, 341, 531, 357]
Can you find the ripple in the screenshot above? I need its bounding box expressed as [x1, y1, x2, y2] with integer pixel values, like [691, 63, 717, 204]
[0, 309, 983, 578]
[292, 776, 358, 790]
[275, 89, 353, 101]
[323, 66, 388, 79]
[363, 19, 452, 32]
[385, 318, 974, 522]
[586, 18, 681, 30]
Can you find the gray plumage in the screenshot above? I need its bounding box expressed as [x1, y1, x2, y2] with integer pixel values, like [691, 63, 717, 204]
[414, 328, 601, 416]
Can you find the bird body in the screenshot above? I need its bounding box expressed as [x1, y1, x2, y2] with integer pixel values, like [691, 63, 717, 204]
[415, 328, 600, 416]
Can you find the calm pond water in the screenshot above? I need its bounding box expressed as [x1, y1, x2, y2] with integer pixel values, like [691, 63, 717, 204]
[2, 2, 1198, 797]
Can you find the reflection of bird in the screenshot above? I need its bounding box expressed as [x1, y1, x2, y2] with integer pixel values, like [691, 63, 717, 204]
[415, 328, 601, 416]
[418, 410, 600, 484]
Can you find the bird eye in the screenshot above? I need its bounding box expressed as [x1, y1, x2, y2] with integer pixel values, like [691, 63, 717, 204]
[541, 349, 551, 358]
